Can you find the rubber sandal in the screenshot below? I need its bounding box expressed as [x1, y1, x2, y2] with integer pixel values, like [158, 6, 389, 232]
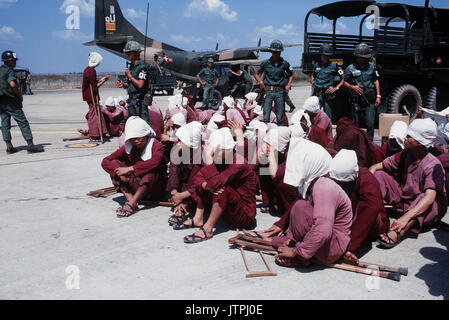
[243, 230, 264, 240]
[260, 204, 272, 214]
[6, 147, 17, 154]
[377, 230, 401, 249]
[168, 214, 186, 226]
[117, 202, 137, 218]
[173, 218, 200, 230]
[183, 227, 213, 244]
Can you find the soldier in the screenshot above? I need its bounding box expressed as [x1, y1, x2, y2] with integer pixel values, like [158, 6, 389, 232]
[229, 65, 252, 98]
[311, 43, 344, 122]
[343, 43, 381, 140]
[117, 41, 152, 126]
[196, 58, 220, 110]
[0, 50, 43, 154]
[254, 40, 293, 126]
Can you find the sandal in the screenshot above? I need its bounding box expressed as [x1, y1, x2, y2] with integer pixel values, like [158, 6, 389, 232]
[184, 227, 213, 244]
[116, 202, 137, 218]
[377, 230, 401, 249]
[243, 230, 264, 240]
[168, 214, 186, 226]
[173, 218, 201, 230]
[260, 203, 272, 214]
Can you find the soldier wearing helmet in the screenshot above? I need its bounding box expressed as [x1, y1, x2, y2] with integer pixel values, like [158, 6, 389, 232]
[117, 40, 151, 126]
[196, 57, 220, 110]
[311, 43, 344, 122]
[0, 50, 43, 154]
[254, 40, 293, 126]
[343, 43, 381, 140]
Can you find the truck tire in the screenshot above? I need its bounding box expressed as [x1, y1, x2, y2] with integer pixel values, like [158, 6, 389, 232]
[166, 89, 174, 96]
[211, 90, 223, 109]
[387, 84, 422, 117]
[424, 87, 437, 111]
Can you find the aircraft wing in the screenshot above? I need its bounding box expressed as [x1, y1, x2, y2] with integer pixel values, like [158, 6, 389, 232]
[198, 43, 303, 60]
[213, 59, 264, 66]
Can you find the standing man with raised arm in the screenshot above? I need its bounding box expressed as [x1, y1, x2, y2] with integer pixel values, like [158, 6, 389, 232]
[254, 40, 293, 126]
[0, 50, 43, 154]
[117, 41, 151, 126]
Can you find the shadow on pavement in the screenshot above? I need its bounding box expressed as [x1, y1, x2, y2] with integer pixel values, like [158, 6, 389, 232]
[416, 230, 449, 299]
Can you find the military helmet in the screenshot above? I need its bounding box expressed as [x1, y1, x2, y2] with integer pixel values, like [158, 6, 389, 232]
[354, 42, 372, 58]
[123, 41, 142, 53]
[269, 40, 284, 52]
[2, 50, 18, 62]
[319, 43, 333, 56]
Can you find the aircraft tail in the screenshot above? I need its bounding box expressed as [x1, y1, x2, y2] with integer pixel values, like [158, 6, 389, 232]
[89, 0, 184, 52]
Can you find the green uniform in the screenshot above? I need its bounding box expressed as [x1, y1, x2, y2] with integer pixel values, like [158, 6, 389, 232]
[230, 69, 252, 97]
[127, 60, 151, 126]
[198, 67, 220, 109]
[344, 61, 378, 139]
[312, 61, 341, 122]
[0, 64, 33, 142]
[258, 57, 292, 126]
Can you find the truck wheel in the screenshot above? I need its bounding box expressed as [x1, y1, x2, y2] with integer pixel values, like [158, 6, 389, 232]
[387, 84, 422, 117]
[211, 90, 223, 109]
[166, 89, 174, 96]
[424, 87, 437, 111]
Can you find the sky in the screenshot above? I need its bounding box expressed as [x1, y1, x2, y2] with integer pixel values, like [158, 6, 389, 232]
[0, 0, 447, 74]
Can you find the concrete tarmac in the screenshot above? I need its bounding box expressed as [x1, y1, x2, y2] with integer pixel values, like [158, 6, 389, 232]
[0, 87, 448, 299]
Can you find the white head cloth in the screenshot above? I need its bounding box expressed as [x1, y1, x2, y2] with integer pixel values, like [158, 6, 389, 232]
[118, 96, 126, 103]
[207, 113, 225, 130]
[406, 118, 437, 148]
[263, 127, 291, 154]
[284, 139, 332, 198]
[105, 96, 115, 107]
[208, 127, 236, 150]
[88, 52, 103, 68]
[245, 92, 258, 102]
[289, 124, 308, 139]
[253, 104, 263, 115]
[168, 94, 187, 110]
[223, 96, 235, 109]
[303, 96, 320, 114]
[124, 116, 157, 161]
[176, 121, 204, 149]
[291, 109, 312, 127]
[329, 149, 359, 182]
[172, 112, 187, 127]
[389, 121, 408, 150]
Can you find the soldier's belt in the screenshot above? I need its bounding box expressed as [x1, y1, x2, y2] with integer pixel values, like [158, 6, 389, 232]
[266, 86, 284, 92]
[129, 93, 143, 100]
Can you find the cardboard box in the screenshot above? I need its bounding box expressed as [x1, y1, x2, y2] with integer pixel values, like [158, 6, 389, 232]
[378, 113, 410, 137]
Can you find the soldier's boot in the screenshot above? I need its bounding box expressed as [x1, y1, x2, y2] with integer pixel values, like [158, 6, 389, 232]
[5, 141, 17, 154]
[26, 140, 44, 154]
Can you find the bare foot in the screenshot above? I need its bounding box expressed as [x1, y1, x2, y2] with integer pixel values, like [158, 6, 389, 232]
[78, 129, 89, 136]
[343, 251, 359, 265]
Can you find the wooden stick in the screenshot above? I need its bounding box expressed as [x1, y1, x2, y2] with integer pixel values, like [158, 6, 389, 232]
[232, 239, 277, 254]
[258, 250, 274, 273]
[94, 92, 104, 144]
[89, 84, 103, 143]
[357, 260, 408, 276]
[63, 136, 91, 142]
[239, 247, 250, 272]
[322, 261, 401, 282]
[139, 200, 173, 207]
[246, 271, 277, 278]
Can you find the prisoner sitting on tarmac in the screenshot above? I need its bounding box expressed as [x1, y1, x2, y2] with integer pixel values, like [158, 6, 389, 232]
[272, 138, 353, 267]
[102, 117, 167, 218]
[182, 127, 257, 244]
[370, 118, 447, 249]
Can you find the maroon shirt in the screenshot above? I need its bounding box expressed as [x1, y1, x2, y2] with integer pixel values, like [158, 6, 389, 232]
[102, 139, 165, 177]
[82, 66, 98, 103]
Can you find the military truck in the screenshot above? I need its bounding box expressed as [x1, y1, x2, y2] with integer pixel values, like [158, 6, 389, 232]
[302, 0, 449, 117]
[150, 66, 177, 96]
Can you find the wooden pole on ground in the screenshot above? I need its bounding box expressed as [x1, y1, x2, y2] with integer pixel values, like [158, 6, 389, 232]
[89, 84, 103, 143]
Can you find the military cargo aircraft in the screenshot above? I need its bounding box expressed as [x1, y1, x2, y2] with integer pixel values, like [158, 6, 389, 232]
[85, 0, 302, 84]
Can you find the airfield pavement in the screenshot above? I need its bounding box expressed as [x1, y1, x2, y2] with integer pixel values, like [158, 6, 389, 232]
[0, 85, 448, 300]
